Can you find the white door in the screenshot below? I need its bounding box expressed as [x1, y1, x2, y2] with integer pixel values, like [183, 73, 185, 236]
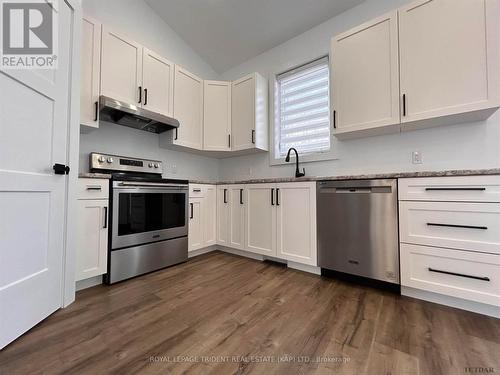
[399, 0, 500, 124]
[203, 80, 231, 151]
[204, 186, 217, 247]
[0, 1, 74, 349]
[231, 74, 255, 151]
[331, 11, 400, 136]
[188, 198, 203, 252]
[80, 17, 101, 128]
[76, 200, 108, 281]
[101, 26, 143, 105]
[245, 184, 276, 256]
[173, 65, 203, 149]
[217, 186, 230, 246]
[142, 48, 174, 117]
[229, 186, 246, 250]
[276, 183, 317, 266]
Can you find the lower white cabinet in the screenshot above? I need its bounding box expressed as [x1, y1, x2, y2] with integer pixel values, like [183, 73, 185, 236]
[76, 178, 109, 281]
[218, 182, 317, 266]
[188, 184, 216, 252]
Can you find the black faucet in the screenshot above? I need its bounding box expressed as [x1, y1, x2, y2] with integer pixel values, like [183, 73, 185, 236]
[285, 148, 305, 178]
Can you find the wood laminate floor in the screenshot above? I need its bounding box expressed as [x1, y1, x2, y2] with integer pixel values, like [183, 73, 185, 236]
[1, 251, 499, 375]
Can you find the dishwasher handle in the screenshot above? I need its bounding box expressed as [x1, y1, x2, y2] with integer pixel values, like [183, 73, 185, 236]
[320, 186, 393, 194]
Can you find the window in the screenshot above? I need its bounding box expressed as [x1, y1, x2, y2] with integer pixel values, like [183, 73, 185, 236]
[275, 56, 331, 159]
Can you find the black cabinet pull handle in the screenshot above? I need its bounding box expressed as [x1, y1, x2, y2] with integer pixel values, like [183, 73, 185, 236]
[86, 186, 102, 191]
[427, 223, 487, 230]
[94, 101, 98, 122]
[240, 189, 243, 204]
[428, 268, 490, 282]
[276, 188, 280, 206]
[53, 163, 70, 175]
[144, 88, 148, 105]
[138, 86, 142, 104]
[333, 110, 336, 129]
[190, 203, 193, 219]
[228, 134, 231, 148]
[425, 187, 486, 191]
[103, 207, 108, 229]
[402, 94, 406, 116]
[192, 188, 201, 192]
[271, 188, 275, 205]
[175, 128, 178, 140]
[223, 189, 227, 204]
[251, 130, 255, 144]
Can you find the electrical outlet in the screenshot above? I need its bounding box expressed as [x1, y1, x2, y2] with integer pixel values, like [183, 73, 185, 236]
[171, 164, 177, 174]
[412, 151, 423, 164]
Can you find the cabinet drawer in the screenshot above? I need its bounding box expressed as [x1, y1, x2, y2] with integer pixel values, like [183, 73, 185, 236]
[399, 176, 500, 202]
[189, 184, 205, 198]
[77, 178, 109, 199]
[401, 243, 500, 307]
[399, 201, 500, 255]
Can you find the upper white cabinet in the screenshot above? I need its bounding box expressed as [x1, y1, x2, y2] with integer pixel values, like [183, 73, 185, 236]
[101, 26, 143, 105]
[231, 73, 268, 152]
[142, 48, 174, 117]
[331, 11, 400, 138]
[80, 17, 101, 128]
[172, 66, 204, 150]
[399, 0, 500, 130]
[204, 80, 231, 151]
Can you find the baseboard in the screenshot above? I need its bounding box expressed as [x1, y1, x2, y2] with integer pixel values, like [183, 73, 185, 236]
[188, 245, 218, 258]
[402, 286, 500, 319]
[217, 245, 265, 261]
[288, 261, 321, 275]
[75, 275, 102, 291]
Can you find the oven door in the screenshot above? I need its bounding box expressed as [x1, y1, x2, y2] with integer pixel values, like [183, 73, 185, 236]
[111, 182, 188, 249]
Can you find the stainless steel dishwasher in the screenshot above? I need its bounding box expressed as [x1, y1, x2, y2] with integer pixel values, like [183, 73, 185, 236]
[317, 179, 399, 285]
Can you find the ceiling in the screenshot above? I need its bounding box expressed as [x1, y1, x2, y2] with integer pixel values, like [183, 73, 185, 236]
[145, 0, 365, 74]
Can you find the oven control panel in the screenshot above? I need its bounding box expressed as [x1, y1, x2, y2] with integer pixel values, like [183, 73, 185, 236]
[90, 153, 163, 174]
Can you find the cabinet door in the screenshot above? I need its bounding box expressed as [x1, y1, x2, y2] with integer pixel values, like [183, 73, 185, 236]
[245, 184, 276, 256]
[188, 198, 203, 252]
[331, 11, 400, 137]
[229, 185, 246, 250]
[101, 26, 143, 105]
[80, 17, 101, 128]
[76, 199, 108, 281]
[204, 185, 217, 247]
[232, 74, 255, 151]
[173, 66, 203, 149]
[204, 80, 231, 151]
[276, 182, 317, 266]
[142, 48, 174, 117]
[399, 0, 500, 125]
[217, 186, 230, 245]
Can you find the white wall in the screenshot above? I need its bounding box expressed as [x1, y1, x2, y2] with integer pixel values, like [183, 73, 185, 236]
[79, 0, 220, 180]
[219, 0, 500, 181]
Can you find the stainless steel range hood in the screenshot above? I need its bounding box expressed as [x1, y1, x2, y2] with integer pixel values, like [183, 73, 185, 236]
[99, 95, 179, 134]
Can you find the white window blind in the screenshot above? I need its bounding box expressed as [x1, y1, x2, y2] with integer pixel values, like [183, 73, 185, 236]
[276, 56, 331, 158]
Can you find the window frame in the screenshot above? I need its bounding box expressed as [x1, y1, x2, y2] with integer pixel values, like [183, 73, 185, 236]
[270, 55, 337, 166]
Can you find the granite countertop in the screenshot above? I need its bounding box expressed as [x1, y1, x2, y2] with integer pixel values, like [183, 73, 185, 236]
[78, 172, 112, 179]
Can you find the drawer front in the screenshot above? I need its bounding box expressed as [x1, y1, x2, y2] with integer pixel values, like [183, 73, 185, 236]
[77, 178, 109, 199]
[189, 184, 205, 198]
[401, 243, 500, 307]
[400, 201, 500, 255]
[399, 176, 500, 202]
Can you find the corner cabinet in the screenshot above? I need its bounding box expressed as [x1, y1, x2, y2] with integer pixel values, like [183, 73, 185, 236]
[203, 80, 231, 151]
[76, 179, 109, 281]
[80, 17, 101, 128]
[188, 184, 217, 253]
[231, 73, 268, 152]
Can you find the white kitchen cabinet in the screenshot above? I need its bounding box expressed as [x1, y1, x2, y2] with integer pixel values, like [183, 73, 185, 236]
[76, 179, 109, 282]
[245, 184, 276, 256]
[276, 182, 317, 266]
[204, 80, 231, 151]
[188, 198, 203, 252]
[188, 184, 217, 252]
[142, 48, 174, 117]
[80, 17, 101, 128]
[229, 185, 246, 250]
[331, 11, 400, 138]
[398, 0, 500, 130]
[217, 186, 230, 246]
[100, 26, 142, 105]
[231, 73, 268, 151]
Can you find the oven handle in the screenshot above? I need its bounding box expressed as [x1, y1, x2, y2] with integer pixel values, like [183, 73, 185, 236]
[115, 182, 188, 189]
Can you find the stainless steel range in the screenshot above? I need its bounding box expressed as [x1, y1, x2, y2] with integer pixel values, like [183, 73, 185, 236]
[90, 152, 188, 284]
